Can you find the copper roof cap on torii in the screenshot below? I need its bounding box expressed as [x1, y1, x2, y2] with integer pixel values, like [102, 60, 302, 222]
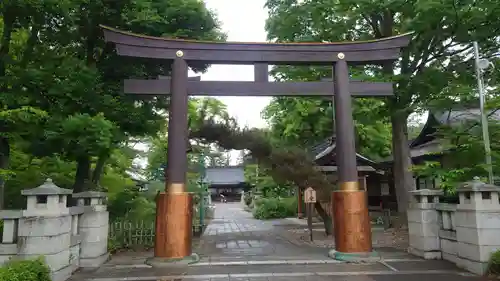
[100, 25, 413, 64]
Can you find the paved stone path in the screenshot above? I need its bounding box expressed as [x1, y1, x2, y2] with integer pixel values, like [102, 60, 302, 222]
[71, 203, 492, 281]
[194, 203, 327, 261]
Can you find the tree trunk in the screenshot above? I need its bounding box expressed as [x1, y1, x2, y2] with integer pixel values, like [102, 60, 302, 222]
[0, 138, 10, 210]
[0, 12, 14, 77]
[314, 201, 333, 235]
[73, 156, 91, 193]
[391, 113, 415, 227]
[91, 153, 109, 186]
[0, 10, 15, 210]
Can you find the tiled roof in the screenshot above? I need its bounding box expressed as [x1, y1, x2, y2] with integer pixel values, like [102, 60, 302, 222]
[309, 136, 335, 156]
[310, 135, 378, 167]
[202, 166, 245, 185]
[411, 108, 500, 148]
[381, 108, 500, 163]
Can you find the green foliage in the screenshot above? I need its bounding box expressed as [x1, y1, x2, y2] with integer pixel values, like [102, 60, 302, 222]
[0, 258, 51, 281]
[489, 250, 500, 275]
[253, 197, 297, 220]
[146, 97, 232, 182]
[263, 0, 500, 212]
[244, 192, 252, 206]
[108, 186, 156, 222]
[412, 117, 500, 192]
[3, 143, 142, 210]
[244, 164, 292, 197]
[50, 113, 117, 160]
[1, 0, 226, 205]
[108, 236, 122, 254]
[191, 119, 335, 201]
[0, 107, 49, 139]
[262, 95, 392, 160]
[3, 146, 75, 209]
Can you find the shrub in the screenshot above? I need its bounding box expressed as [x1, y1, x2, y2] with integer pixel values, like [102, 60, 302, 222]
[489, 249, 500, 275]
[108, 187, 156, 222]
[253, 197, 297, 219]
[0, 258, 51, 281]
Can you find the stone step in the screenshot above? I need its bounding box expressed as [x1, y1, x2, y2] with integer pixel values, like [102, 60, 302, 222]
[74, 260, 466, 281]
[78, 270, 472, 281]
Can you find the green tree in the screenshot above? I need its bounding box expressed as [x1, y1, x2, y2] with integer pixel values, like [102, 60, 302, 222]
[264, 0, 500, 216]
[146, 97, 231, 180]
[0, 0, 77, 208]
[262, 97, 392, 160]
[1, 0, 226, 204]
[191, 117, 336, 234]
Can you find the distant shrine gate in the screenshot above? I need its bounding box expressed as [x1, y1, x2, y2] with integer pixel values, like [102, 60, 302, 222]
[102, 26, 411, 260]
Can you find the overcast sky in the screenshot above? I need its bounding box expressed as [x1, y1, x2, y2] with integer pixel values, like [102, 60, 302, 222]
[188, 0, 271, 128]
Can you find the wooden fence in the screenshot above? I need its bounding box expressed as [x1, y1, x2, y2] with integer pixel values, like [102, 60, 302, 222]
[109, 220, 155, 248]
[109, 205, 214, 248]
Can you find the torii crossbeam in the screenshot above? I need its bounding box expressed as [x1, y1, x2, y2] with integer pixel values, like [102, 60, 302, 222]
[124, 78, 393, 97]
[102, 25, 412, 263]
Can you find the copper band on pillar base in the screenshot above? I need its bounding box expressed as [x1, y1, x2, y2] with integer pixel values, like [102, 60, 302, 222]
[338, 181, 360, 192]
[332, 189, 372, 253]
[155, 192, 193, 258]
[167, 183, 185, 194]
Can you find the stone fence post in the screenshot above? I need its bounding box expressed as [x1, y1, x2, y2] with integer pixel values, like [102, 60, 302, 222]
[73, 191, 109, 268]
[455, 177, 500, 275]
[18, 179, 74, 281]
[407, 189, 443, 259]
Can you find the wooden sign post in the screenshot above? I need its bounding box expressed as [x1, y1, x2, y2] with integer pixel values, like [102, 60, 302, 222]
[304, 187, 317, 242]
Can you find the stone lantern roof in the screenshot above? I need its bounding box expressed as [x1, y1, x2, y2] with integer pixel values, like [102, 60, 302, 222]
[21, 178, 72, 196]
[457, 177, 500, 192]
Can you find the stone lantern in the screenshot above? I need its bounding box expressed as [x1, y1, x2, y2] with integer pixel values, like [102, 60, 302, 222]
[21, 178, 72, 217]
[457, 176, 500, 211]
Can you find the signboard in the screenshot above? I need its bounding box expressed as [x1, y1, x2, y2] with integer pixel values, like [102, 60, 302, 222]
[304, 187, 316, 203]
[304, 187, 316, 242]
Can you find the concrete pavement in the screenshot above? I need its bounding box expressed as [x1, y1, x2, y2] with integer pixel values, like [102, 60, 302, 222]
[70, 203, 491, 281]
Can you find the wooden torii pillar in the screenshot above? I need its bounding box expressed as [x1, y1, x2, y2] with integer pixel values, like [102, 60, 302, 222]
[102, 25, 412, 262]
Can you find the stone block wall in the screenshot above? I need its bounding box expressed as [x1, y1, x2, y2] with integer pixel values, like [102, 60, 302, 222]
[0, 179, 109, 281]
[407, 189, 442, 259]
[407, 178, 500, 275]
[74, 192, 110, 268]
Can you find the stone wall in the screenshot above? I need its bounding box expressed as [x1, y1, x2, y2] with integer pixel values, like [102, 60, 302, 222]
[407, 177, 500, 275]
[0, 179, 109, 281]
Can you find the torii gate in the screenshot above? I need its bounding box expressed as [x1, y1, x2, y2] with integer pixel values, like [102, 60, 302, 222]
[102, 25, 411, 262]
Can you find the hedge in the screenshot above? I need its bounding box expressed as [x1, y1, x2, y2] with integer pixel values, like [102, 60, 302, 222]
[253, 197, 297, 219]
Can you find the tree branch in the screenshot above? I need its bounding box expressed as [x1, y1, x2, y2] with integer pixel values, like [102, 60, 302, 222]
[361, 13, 382, 38]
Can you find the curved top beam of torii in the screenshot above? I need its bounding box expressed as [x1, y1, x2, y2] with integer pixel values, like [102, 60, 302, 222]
[101, 25, 413, 65]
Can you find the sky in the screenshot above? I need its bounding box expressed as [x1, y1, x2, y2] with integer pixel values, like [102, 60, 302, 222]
[188, 0, 272, 129]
